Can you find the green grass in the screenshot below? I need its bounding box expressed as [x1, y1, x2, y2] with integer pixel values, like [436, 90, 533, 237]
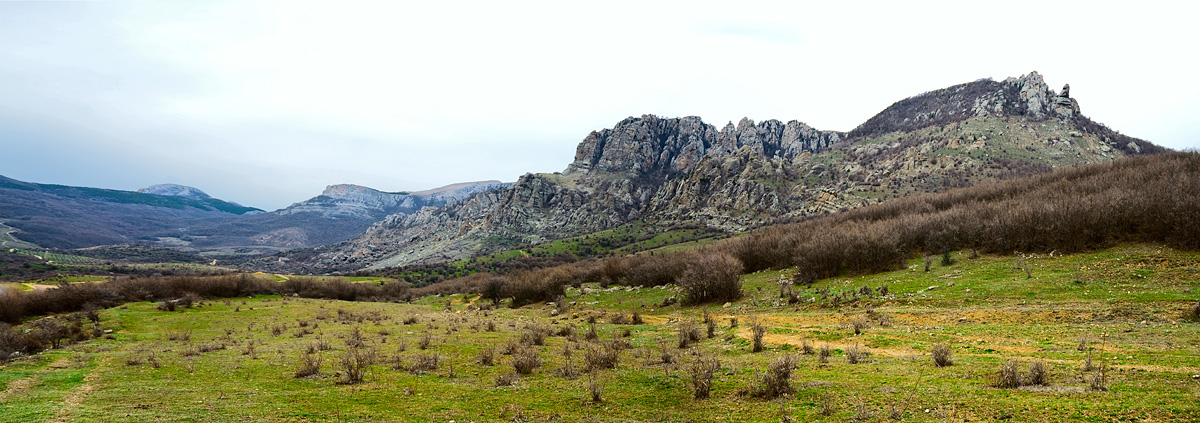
[4, 244, 1199, 422]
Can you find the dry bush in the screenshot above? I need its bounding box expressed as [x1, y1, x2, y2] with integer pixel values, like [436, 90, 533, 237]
[405, 353, 439, 375]
[631, 311, 644, 325]
[554, 342, 581, 379]
[687, 355, 721, 399]
[337, 345, 377, 384]
[850, 315, 870, 335]
[167, 330, 192, 342]
[417, 332, 432, 350]
[1026, 360, 1048, 386]
[818, 344, 831, 364]
[1082, 350, 1095, 372]
[932, 344, 953, 367]
[995, 360, 1022, 388]
[818, 392, 838, 416]
[512, 348, 542, 375]
[749, 316, 766, 353]
[1088, 360, 1109, 391]
[677, 252, 744, 304]
[852, 396, 875, 421]
[495, 371, 518, 387]
[587, 371, 604, 403]
[520, 323, 548, 346]
[846, 344, 869, 364]
[294, 350, 323, 378]
[677, 320, 702, 349]
[584, 341, 620, 371]
[477, 347, 496, 366]
[746, 354, 797, 398]
[801, 339, 814, 355]
[1190, 300, 1200, 321]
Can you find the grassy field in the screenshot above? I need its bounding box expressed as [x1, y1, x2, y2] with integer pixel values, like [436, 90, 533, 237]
[2, 244, 1198, 422]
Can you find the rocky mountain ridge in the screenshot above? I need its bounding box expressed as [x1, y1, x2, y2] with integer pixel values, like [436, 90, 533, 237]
[259, 71, 1162, 274]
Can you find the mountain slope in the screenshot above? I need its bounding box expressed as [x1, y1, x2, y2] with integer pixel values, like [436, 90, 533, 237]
[265, 71, 1162, 274]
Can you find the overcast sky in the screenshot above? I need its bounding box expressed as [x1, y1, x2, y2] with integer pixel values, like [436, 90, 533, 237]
[2, 1, 1196, 211]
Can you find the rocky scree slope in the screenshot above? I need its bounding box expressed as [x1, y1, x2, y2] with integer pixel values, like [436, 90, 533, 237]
[259, 72, 1161, 274]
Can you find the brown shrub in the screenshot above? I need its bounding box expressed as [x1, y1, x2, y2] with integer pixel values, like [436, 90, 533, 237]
[995, 360, 1022, 388]
[677, 252, 744, 305]
[931, 344, 953, 367]
[687, 355, 721, 399]
[746, 354, 797, 398]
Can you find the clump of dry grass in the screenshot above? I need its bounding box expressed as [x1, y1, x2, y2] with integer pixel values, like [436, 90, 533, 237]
[846, 344, 869, 364]
[744, 354, 797, 398]
[687, 355, 721, 399]
[995, 360, 1022, 388]
[931, 344, 953, 367]
[750, 315, 766, 353]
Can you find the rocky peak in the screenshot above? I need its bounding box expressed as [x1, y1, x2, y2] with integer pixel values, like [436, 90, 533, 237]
[849, 71, 1086, 140]
[136, 184, 212, 200]
[565, 114, 841, 177]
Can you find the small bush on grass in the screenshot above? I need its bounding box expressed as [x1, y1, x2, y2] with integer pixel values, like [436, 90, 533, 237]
[995, 360, 1022, 388]
[1088, 360, 1109, 391]
[745, 355, 797, 399]
[677, 320, 702, 349]
[932, 344, 953, 367]
[584, 341, 620, 371]
[404, 353, 439, 375]
[818, 344, 831, 364]
[495, 371, 519, 387]
[587, 371, 604, 403]
[846, 344, 869, 364]
[477, 347, 496, 366]
[512, 348, 542, 375]
[1026, 360, 1048, 386]
[337, 345, 377, 384]
[750, 315, 766, 353]
[687, 355, 721, 399]
[294, 350, 323, 378]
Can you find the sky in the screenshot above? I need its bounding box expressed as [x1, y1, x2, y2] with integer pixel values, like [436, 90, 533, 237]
[1, 1, 1197, 211]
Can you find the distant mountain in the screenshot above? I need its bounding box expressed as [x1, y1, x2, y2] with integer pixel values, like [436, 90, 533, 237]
[0, 176, 510, 254]
[0, 176, 262, 249]
[259, 71, 1164, 273]
[173, 181, 511, 252]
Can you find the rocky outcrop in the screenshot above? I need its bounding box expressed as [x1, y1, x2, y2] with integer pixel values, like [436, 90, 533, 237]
[566, 115, 841, 176]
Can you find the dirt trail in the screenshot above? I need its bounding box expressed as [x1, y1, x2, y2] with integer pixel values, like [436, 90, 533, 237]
[49, 355, 98, 423]
[0, 375, 38, 402]
[52, 368, 98, 423]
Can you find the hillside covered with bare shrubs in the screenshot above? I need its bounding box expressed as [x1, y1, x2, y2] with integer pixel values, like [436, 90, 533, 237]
[417, 151, 1199, 304]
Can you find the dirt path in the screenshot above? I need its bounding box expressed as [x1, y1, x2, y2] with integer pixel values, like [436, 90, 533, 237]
[0, 374, 38, 402]
[52, 367, 98, 423]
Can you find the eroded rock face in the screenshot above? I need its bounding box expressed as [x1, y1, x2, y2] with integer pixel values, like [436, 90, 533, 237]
[566, 115, 840, 177]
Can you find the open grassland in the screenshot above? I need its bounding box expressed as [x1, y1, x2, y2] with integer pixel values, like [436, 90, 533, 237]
[2, 244, 1198, 422]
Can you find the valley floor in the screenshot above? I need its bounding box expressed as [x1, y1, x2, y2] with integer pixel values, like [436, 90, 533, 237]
[2, 244, 1198, 422]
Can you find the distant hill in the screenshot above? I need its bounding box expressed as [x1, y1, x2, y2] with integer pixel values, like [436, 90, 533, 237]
[0, 176, 262, 249]
[0, 175, 511, 257]
[0, 176, 510, 255]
